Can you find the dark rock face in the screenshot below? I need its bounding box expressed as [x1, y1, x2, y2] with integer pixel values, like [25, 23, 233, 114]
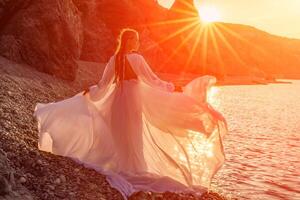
[0, 0, 169, 79]
[0, 0, 83, 80]
[73, 0, 146, 63]
[73, 0, 168, 65]
[73, 0, 115, 62]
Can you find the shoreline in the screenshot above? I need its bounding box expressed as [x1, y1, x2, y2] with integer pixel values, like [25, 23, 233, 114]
[215, 79, 292, 86]
[158, 72, 294, 87]
[77, 61, 296, 87]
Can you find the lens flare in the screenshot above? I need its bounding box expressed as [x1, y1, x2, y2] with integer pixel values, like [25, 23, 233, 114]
[198, 5, 220, 24]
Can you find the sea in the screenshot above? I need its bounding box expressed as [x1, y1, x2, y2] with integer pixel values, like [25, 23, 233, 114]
[209, 80, 300, 200]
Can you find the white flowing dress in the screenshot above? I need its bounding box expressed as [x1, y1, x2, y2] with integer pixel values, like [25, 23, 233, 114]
[34, 53, 227, 199]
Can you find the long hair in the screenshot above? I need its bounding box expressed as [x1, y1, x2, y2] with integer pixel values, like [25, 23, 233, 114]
[114, 28, 138, 85]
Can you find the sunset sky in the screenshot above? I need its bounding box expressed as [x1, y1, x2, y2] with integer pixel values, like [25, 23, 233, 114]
[158, 0, 300, 39]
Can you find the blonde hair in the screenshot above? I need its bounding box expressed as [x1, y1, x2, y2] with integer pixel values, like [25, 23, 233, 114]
[114, 28, 139, 84]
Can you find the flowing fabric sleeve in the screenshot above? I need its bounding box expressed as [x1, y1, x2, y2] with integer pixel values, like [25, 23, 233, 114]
[130, 54, 175, 92]
[87, 56, 115, 101]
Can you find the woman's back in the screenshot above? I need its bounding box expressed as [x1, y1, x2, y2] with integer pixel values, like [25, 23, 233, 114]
[114, 53, 138, 84]
[123, 54, 138, 80]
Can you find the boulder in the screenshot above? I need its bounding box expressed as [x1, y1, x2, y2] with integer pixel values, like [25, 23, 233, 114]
[73, 0, 169, 64]
[73, 0, 115, 62]
[0, 0, 83, 80]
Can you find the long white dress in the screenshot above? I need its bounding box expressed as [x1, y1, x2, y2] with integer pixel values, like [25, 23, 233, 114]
[34, 53, 227, 199]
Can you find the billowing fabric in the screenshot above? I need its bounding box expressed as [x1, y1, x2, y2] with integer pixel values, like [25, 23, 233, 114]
[34, 53, 227, 199]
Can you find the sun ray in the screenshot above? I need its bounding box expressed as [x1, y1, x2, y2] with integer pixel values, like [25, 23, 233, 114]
[161, 23, 200, 67]
[145, 20, 200, 51]
[215, 23, 266, 54]
[184, 25, 205, 70]
[212, 25, 246, 66]
[201, 26, 209, 74]
[140, 17, 199, 28]
[215, 23, 247, 42]
[209, 25, 226, 77]
[171, 8, 199, 17]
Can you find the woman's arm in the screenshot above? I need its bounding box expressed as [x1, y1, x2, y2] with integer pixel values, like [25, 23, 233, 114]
[97, 56, 115, 88]
[134, 54, 175, 92]
[85, 56, 115, 100]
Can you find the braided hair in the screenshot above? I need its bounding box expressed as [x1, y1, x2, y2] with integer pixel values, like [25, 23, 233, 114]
[114, 28, 139, 85]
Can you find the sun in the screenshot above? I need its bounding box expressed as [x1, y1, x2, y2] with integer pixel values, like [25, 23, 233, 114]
[198, 5, 220, 24]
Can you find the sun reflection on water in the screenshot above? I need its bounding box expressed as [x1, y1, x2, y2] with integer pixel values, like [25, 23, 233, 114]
[187, 130, 214, 158]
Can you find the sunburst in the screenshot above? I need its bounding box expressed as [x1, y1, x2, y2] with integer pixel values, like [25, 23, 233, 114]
[138, 1, 250, 79]
[197, 5, 221, 24]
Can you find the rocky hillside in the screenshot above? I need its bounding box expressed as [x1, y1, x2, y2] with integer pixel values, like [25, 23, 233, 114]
[182, 22, 300, 78]
[1, 0, 299, 81]
[147, 0, 300, 79]
[0, 0, 168, 80]
[0, 0, 83, 80]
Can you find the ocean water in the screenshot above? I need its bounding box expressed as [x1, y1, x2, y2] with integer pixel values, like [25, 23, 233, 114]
[208, 80, 300, 200]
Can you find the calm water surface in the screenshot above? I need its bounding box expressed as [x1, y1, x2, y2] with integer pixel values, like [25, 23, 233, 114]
[209, 80, 300, 200]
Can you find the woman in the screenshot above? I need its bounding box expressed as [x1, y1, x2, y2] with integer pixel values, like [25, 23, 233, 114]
[34, 28, 227, 199]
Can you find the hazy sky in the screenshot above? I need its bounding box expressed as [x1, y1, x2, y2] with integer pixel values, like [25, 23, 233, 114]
[157, 0, 300, 39]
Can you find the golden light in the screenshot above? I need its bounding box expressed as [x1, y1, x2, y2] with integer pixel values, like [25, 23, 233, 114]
[207, 86, 219, 102]
[198, 5, 220, 24]
[144, 0, 249, 80]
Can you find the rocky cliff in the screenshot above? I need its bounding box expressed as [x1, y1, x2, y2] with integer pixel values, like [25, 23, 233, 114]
[0, 0, 83, 80]
[1, 0, 299, 81]
[144, 0, 300, 79]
